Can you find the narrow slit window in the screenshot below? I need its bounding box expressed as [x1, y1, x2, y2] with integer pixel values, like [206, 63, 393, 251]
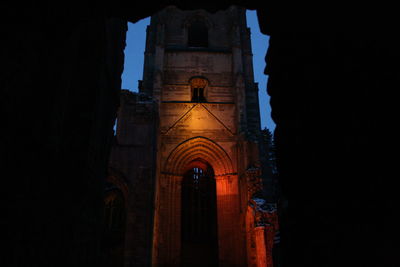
[192, 88, 206, 102]
[190, 77, 208, 103]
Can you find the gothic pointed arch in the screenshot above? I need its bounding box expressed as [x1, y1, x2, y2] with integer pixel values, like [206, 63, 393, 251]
[164, 136, 234, 176]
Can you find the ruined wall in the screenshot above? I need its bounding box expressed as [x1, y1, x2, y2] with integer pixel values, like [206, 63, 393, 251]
[109, 91, 158, 266]
[2, 2, 398, 267]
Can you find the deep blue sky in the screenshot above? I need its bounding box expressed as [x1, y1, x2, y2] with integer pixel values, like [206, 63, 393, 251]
[121, 10, 275, 132]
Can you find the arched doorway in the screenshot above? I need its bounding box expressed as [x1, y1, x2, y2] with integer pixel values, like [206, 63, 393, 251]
[181, 160, 218, 266]
[155, 137, 242, 266]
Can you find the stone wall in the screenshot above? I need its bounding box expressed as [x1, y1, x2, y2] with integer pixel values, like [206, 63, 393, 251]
[109, 91, 158, 266]
[1, 2, 398, 267]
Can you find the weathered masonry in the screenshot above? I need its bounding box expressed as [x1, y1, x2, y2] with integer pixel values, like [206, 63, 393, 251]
[108, 6, 278, 266]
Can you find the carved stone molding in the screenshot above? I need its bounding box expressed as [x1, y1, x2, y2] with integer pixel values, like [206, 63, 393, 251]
[164, 136, 234, 176]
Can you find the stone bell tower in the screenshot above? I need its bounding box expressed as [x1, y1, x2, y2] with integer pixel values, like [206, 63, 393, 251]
[139, 5, 271, 267]
[110, 5, 276, 267]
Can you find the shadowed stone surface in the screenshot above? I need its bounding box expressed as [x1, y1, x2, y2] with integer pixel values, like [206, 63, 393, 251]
[1, 2, 398, 267]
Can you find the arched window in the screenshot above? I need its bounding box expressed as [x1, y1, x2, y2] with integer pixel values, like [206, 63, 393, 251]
[188, 19, 208, 48]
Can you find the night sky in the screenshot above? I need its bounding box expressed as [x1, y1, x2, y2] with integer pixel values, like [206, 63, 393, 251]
[121, 10, 275, 132]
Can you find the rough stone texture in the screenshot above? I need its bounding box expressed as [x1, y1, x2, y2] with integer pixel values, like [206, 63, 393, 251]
[111, 6, 267, 266]
[1, 1, 398, 267]
[109, 91, 158, 266]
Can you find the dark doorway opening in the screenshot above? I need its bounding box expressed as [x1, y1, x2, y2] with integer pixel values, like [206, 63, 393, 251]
[181, 163, 218, 266]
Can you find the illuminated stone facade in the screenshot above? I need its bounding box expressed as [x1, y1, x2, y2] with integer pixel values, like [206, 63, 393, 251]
[4, 1, 390, 266]
[109, 6, 278, 267]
